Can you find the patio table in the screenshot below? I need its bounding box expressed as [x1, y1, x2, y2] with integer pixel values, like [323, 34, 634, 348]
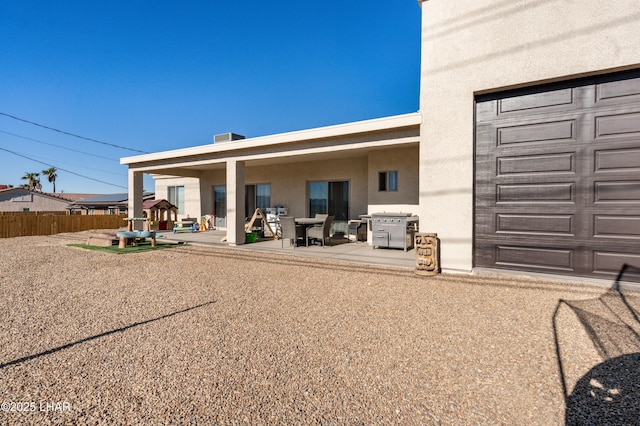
[294, 218, 324, 226]
[294, 218, 325, 246]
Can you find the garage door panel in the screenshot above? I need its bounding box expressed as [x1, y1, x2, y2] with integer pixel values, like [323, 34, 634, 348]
[596, 77, 640, 105]
[476, 99, 499, 120]
[594, 215, 640, 239]
[496, 213, 575, 236]
[499, 87, 575, 114]
[495, 245, 575, 272]
[497, 120, 575, 146]
[497, 152, 575, 175]
[474, 240, 579, 273]
[475, 69, 640, 282]
[594, 180, 640, 203]
[496, 182, 575, 203]
[595, 147, 640, 172]
[595, 112, 640, 139]
[593, 251, 640, 279]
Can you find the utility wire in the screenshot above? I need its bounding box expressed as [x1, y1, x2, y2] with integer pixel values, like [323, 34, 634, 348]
[26, 152, 125, 176]
[0, 146, 128, 189]
[0, 130, 119, 161]
[0, 112, 149, 154]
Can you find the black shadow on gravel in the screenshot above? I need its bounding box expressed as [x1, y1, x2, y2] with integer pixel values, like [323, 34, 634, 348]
[552, 264, 640, 425]
[565, 352, 640, 426]
[0, 300, 216, 370]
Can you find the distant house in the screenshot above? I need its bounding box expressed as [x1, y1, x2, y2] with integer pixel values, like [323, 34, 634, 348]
[68, 192, 155, 215]
[0, 187, 76, 212]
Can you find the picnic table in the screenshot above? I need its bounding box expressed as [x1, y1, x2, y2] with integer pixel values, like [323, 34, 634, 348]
[173, 218, 199, 233]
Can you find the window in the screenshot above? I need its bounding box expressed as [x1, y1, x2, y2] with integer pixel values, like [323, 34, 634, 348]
[22, 208, 30, 212]
[379, 171, 398, 191]
[245, 184, 271, 217]
[168, 186, 185, 214]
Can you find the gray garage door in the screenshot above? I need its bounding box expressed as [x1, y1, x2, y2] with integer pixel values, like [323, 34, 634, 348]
[475, 70, 640, 282]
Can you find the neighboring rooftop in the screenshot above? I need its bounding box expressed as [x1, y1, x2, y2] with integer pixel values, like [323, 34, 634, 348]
[75, 192, 155, 204]
[0, 187, 100, 203]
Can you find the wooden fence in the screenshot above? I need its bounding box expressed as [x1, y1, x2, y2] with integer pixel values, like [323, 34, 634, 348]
[0, 212, 128, 238]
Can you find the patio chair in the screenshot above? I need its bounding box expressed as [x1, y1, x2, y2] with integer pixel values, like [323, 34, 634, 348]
[347, 219, 365, 243]
[307, 215, 334, 248]
[279, 216, 305, 248]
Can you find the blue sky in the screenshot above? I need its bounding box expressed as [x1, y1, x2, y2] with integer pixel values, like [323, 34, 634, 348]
[0, 1, 421, 194]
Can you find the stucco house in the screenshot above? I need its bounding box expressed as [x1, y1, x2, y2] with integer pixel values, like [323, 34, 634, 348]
[0, 188, 94, 212]
[68, 192, 155, 215]
[122, 0, 640, 283]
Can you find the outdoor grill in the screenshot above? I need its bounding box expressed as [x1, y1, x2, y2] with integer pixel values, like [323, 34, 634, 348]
[371, 213, 419, 251]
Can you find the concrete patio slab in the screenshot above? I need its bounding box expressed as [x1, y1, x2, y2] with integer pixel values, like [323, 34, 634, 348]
[159, 229, 417, 270]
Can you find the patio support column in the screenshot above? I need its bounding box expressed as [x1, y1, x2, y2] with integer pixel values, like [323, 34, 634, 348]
[226, 160, 246, 246]
[128, 169, 144, 229]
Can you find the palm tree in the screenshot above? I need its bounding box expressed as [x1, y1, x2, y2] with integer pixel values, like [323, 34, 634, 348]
[42, 167, 58, 193]
[21, 172, 42, 191]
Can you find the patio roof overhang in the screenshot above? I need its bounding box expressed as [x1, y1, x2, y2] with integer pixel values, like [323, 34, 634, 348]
[120, 113, 421, 177]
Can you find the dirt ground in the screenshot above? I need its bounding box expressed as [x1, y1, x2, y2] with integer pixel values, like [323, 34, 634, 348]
[1, 232, 638, 425]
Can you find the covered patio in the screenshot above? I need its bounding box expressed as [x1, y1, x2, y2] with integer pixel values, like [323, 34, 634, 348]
[121, 113, 421, 248]
[157, 228, 417, 270]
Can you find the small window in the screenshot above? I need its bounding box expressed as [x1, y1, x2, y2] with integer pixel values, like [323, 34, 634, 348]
[379, 171, 398, 191]
[22, 207, 30, 212]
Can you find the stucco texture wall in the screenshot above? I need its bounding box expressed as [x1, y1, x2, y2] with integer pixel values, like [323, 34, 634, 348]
[0, 189, 70, 212]
[368, 146, 419, 214]
[206, 157, 370, 220]
[154, 177, 202, 219]
[156, 145, 419, 224]
[418, 0, 640, 272]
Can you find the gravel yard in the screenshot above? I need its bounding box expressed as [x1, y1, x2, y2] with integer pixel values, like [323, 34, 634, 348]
[1, 232, 638, 425]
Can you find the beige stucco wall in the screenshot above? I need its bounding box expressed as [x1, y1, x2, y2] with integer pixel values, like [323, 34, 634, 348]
[247, 157, 369, 219]
[418, 0, 640, 272]
[154, 176, 203, 220]
[196, 157, 370, 220]
[367, 146, 419, 215]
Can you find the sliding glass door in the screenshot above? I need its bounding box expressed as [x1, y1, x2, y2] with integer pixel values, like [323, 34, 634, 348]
[245, 184, 271, 218]
[213, 185, 226, 228]
[308, 181, 349, 232]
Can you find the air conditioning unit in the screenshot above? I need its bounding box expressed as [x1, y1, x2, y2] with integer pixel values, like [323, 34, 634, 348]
[214, 132, 246, 143]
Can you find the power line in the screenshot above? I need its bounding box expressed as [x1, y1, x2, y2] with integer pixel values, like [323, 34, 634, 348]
[0, 112, 149, 154]
[0, 130, 119, 161]
[0, 146, 128, 189]
[25, 152, 125, 176]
